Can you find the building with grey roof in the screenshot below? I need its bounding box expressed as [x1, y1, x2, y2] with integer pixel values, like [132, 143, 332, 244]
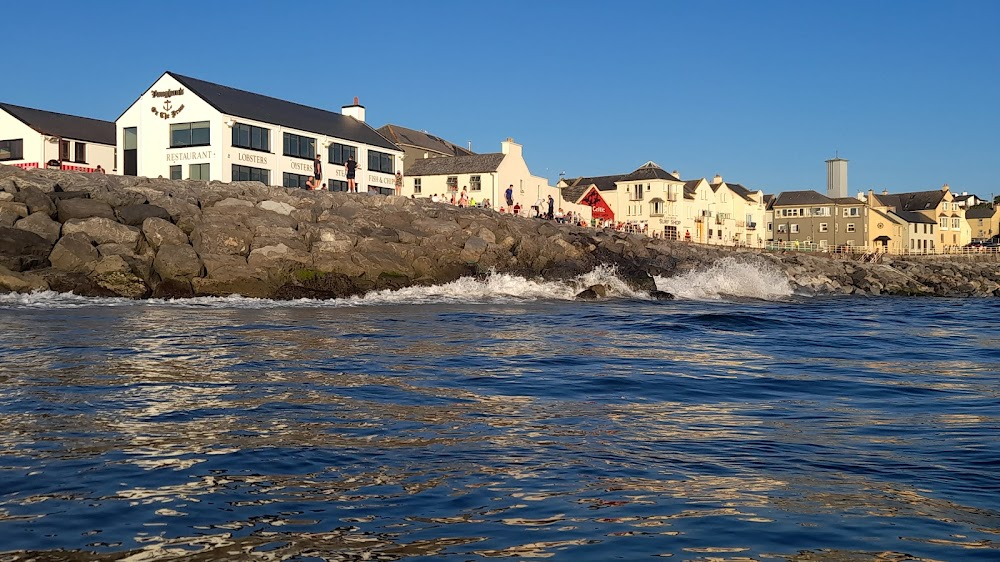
[0, 102, 116, 173]
[116, 71, 402, 192]
[376, 124, 474, 166]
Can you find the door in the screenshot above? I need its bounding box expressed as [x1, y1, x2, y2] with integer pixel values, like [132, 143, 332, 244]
[123, 127, 137, 176]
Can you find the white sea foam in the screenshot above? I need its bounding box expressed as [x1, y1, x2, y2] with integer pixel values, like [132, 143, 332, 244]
[0, 265, 647, 310]
[655, 256, 794, 301]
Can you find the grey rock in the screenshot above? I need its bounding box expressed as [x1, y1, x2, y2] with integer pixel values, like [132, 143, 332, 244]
[0, 226, 53, 271]
[14, 212, 61, 244]
[142, 217, 188, 250]
[13, 186, 56, 217]
[56, 198, 116, 222]
[49, 233, 98, 273]
[117, 204, 171, 226]
[62, 217, 141, 247]
[153, 244, 203, 281]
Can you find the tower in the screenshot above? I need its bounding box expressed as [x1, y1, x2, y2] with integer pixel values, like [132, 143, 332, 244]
[826, 155, 848, 199]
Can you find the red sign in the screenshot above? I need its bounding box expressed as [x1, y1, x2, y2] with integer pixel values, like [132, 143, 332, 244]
[10, 162, 39, 169]
[580, 186, 615, 220]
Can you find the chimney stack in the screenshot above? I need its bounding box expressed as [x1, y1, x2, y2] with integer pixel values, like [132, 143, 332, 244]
[712, 174, 723, 184]
[341, 97, 366, 122]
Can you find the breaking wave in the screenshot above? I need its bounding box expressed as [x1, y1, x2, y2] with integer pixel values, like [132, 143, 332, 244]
[0, 265, 646, 310]
[655, 256, 794, 301]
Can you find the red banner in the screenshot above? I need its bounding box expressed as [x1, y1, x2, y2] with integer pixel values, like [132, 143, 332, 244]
[580, 187, 615, 220]
[10, 162, 39, 169]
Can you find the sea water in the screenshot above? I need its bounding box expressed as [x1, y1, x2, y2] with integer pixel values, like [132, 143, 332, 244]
[0, 262, 997, 561]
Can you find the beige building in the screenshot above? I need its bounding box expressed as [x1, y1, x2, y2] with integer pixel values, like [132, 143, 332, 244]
[966, 206, 998, 242]
[376, 124, 473, 165]
[0, 102, 116, 173]
[870, 184, 969, 250]
[401, 138, 572, 214]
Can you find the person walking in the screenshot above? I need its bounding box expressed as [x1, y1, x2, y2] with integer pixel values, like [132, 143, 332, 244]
[394, 171, 403, 196]
[505, 184, 514, 212]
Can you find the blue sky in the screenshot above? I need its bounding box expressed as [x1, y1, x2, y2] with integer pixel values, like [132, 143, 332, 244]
[3, 0, 997, 198]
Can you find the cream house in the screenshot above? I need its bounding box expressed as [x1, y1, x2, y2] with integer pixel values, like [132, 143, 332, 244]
[116, 71, 402, 192]
[871, 185, 968, 250]
[966, 206, 997, 242]
[401, 138, 578, 215]
[0, 102, 115, 173]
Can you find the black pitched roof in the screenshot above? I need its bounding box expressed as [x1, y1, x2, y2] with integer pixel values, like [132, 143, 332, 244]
[683, 179, 702, 200]
[621, 162, 681, 182]
[965, 206, 996, 219]
[377, 124, 473, 157]
[833, 197, 864, 205]
[0, 102, 115, 145]
[875, 189, 946, 212]
[404, 153, 506, 176]
[166, 72, 399, 152]
[726, 182, 760, 202]
[892, 209, 938, 224]
[763, 194, 776, 210]
[560, 173, 627, 203]
[773, 190, 835, 206]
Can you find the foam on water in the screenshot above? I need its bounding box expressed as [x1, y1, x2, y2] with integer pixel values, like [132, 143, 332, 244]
[0, 265, 647, 310]
[655, 256, 794, 301]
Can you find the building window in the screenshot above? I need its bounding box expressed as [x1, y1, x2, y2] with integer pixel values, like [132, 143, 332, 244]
[767, 222, 772, 232]
[367, 150, 394, 174]
[791, 224, 799, 233]
[60, 139, 70, 161]
[329, 143, 356, 165]
[819, 223, 828, 233]
[283, 133, 315, 159]
[470, 175, 481, 191]
[283, 172, 310, 188]
[630, 184, 643, 201]
[329, 180, 349, 192]
[844, 207, 859, 217]
[939, 217, 948, 230]
[169, 165, 182, 180]
[170, 121, 210, 148]
[951, 217, 960, 229]
[446, 176, 458, 191]
[0, 139, 23, 161]
[777, 224, 787, 233]
[232, 164, 270, 184]
[232, 123, 270, 152]
[650, 199, 664, 216]
[189, 163, 210, 180]
[414, 178, 422, 194]
[72, 142, 87, 163]
[846, 223, 856, 233]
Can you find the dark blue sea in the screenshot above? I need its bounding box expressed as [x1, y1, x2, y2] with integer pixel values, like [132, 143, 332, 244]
[1, 263, 998, 561]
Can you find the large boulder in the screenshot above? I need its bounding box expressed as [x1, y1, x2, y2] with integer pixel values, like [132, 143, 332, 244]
[62, 217, 141, 247]
[0, 265, 49, 293]
[117, 204, 171, 226]
[153, 244, 202, 281]
[190, 219, 253, 256]
[142, 217, 188, 250]
[14, 212, 61, 244]
[13, 186, 56, 217]
[49, 232, 98, 273]
[56, 198, 116, 222]
[0, 226, 53, 271]
[247, 243, 312, 270]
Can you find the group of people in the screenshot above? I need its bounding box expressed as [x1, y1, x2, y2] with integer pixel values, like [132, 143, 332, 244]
[305, 153, 361, 192]
[428, 189, 492, 209]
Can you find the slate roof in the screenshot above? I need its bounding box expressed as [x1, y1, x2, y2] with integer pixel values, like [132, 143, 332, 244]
[892, 209, 938, 224]
[683, 180, 702, 200]
[965, 206, 996, 219]
[0, 102, 115, 145]
[560, 173, 627, 203]
[621, 162, 681, 182]
[727, 183, 759, 202]
[833, 197, 864, 205]
[763, 194, 776, 210]
[773, 190, 835, 206]
[166, 72, 399, 152]
[874, 189, 946, 212]
[872, 208, 903, 225]
[376, 124, 473, 157]
[403, 153, 506, 176]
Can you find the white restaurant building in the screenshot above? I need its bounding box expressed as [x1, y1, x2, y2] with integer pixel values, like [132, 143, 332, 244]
[0, 102, 116, 173]
[116, 72, 403, 192]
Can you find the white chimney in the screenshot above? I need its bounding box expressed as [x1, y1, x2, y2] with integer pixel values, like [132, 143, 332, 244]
[712, 174, 723, 184]
[500, 137, 521, 157]
[341, 96, 366, 122]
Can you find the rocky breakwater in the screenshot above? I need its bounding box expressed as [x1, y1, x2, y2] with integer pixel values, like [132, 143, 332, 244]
[0, 166, 689, 300]
[1, 165, 998, 300]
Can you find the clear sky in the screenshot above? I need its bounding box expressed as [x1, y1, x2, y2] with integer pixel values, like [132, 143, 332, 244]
[3, 0, 997, 198]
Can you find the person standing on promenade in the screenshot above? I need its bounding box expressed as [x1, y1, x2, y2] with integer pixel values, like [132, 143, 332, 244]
[95, 165, 105, 174]
[313, 154, 322, 188]
[505, 184, 514, 212]
[394, 171, 403, 196]
[547, 195, 555, 220]
[346, 154, 358, 192]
